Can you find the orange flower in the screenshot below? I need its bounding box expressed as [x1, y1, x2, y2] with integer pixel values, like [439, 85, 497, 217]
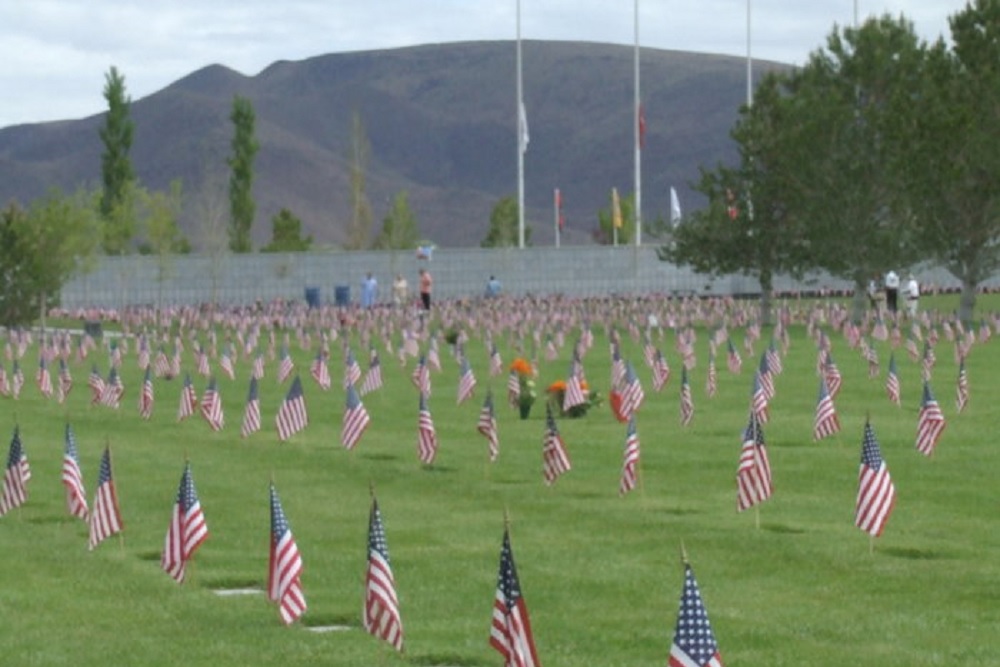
[510, 358, 532, 377]
[547, 380, 567, 393]
[580, 380, 589, 391]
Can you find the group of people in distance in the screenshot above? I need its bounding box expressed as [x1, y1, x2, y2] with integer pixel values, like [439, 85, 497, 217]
[869, 269, 920, 317]
[359, 268, 436, 311]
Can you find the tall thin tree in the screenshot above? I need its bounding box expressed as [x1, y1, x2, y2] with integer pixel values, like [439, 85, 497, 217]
[227, 95, 259, 253]
[98, 66, 136, 254]
[345, 110, 374, 250]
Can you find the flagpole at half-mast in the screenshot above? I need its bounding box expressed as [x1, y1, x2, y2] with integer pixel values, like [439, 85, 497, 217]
[516, 0, 525, 249]
[633, 0, 642, 246]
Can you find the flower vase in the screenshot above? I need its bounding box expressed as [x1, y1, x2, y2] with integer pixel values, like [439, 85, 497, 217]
[519, 402, 532, 419]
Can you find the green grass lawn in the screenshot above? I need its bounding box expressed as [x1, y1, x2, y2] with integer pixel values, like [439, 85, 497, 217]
[3, 294, 999, 666]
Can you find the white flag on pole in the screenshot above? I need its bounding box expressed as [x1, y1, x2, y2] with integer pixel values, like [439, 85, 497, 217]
[519, 102, 529, 154]
[670, 186, 682, 227]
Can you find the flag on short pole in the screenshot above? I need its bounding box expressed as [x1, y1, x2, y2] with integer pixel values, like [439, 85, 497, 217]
[62, 424, 88, 521]
[88, 446, 124, 550]
[705, 352, 717, 398]
[360, 350, 383, 396]
[364, 496, 404, 652]
[457, 356, 477, 405]
[855, 420, 896, 538]
[737, 410, 773, 512]
[138, 366, 154, 420]
[823, 352, 842, 399]
[0, 427, 28, 517]
[177, 373, 198, 421]
[417, 392, 438, 464]
[276, 376, 308, 442]
[10, 359, 24, 399]
[310, 349, 331, 391]
[667, 562, 724, 667]
[277, 345, 294, 384]
[342, 347, 361, 390]
[955, 356, 969, 413]
[99, 366, 123, 408]
[36, 357, 53, 398]
[477, 390, 500, 463]
[342, 383, 370, 451]
[411, 355, 431, 396]
[652, 348, 671, 392]
[489, 528, 541, 667]
[915, 381, 946, 457]
[750, 372, 769, 425]
[161, 461, 209, 583]
[241, 377, 262, 438]
[885, 353, 901, 405]
[618, 361, 645, 421]
[268, 484, 306, 625]
[813, 377, 840, 441]
[680, 367, 694, 426]
[542, 404, 572, 485]
[200, 377, 224, 431]
[619, 417, 641, 496]
[726, 339, 742, 374]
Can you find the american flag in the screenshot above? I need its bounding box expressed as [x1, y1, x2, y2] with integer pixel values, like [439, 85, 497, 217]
[136, 336, 150, 371]
[161, 462, 209, 583]
[757, 351, 775, 400]
[489, 528, 541, 667]
[154, 347, 172, 378]
[88, 364, 106, 404]
[956, 357, 969, 413]
[62, 424, 88, 521]
[138, 367, 155, 420]
[426, 338, 441, 371]
[342, 347, 361, 390]
[542, 404, 572, 485]
[610, 343, 626, 389]
[308, 349, 331, 391]
[705, 353, 717, 398]
[855, 420, 897, 537]
[737, 410, 773, 512]
[668, 563, 724, 667]
[680, 367, 694, 426]
[240, 377, 262, 438]
[268, 484, 306, 625]
[11, 359, 24, 398]
[58, 358, 73, 402]
[252, 351, 265, 380]
[277, 376, 309, 442]
[619, 417, 640, 496]
[477, 390, 500, 462]
[88, 446, 124, 550]
[885, 353, 901, 405]
[562, 369, 587, 412]
[617, 361, 645, 421]
[360, 350, 383, 395]
[863, 339, 880, 378]
[652, 349, 671, 392]
[0, 364, 8, 397]
[364, 497, 404, 652]
[341, 383, 370, 450]
[177, 373, 198, 421]
[916, 381, 946, 457]
[0, 427, 28, 517]
[750, 372, 769, 424]
[277, 345, 294, 384]
[726, 338, 742, 374]
[411, 355, 431, 396]
[457, 356, 477, 405]
[196, 345, 210, 377]
[200, 377, 224, 431]
[506, 370, 521, 408]
[417, 392, 438, 464]
[813, 377, 840, 441]
[36, 357, 53, 398]
[921, 341, 936, 381]
[823, 352, 842, 399]
[765, 339, 783, 375]
[489, 342, 503, 377]
[219, 349, 236, 381]
[99, 366, 124, 408]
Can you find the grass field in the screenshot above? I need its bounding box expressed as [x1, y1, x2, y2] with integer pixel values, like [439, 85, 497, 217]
[2, 294, 999, 666]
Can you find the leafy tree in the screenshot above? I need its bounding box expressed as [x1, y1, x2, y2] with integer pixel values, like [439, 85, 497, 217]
[901, 0, 1000, 322]
[261, 208, 313, 252]
[0, 190, 100, 326]
[658, 74, 812, 325]
[783, 16, 928, 320]
[98, 66, 136, 253]
[345, 110, 373, 250]
[482, 196, 531, 247]
[136, 180, 189, 307]
[371, 191, 419, 250]
[227, 95, 259, 253]
[594, 190, 635, 245]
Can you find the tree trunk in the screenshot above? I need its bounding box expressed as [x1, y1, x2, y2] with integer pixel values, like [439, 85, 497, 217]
[850, 274, 868, 324]
[758, 269, 774, 327]
[959, 278, 977, 324]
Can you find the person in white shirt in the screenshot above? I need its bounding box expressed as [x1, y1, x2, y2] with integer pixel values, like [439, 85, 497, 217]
[905, 274, 920, 317]
[884, 270, 900, 313]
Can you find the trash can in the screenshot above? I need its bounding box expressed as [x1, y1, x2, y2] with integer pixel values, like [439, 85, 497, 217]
[304, 287, 320, 309]
[334, 285, 350, 307]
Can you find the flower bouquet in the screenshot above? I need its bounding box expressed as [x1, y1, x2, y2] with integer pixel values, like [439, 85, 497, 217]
[510, 357, 536, 418]
[546, 379, 603, 418]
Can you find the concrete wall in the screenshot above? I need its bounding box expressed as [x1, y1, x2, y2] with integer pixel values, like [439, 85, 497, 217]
[58, 246, 984, 309]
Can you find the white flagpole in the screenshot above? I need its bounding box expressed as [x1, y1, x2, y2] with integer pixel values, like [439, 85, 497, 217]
[516, 0, 525, 249]
[633, 0, 642, 246]
[554, 188, 560, 248]
[746, 0, 753, 108]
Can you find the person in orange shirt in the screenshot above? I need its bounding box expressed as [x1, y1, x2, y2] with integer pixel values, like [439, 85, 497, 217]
[419, 268, 433, 310]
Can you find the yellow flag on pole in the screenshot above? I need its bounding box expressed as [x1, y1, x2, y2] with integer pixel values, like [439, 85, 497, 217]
[612, 187, 622, 229]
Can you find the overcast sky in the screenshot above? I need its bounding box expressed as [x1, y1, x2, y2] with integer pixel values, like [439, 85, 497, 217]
[0, 0, 964, 129]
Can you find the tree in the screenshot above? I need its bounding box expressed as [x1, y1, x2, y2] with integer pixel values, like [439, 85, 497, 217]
[261, 208, 313, 252]
[482, 196, 531, 247]
[227, 95, 259, 253]
[0, 190, 100, 327]
[658, 74, 812, 325]
[594, 190, 636, 245]
[901, 0, 1000, 322]
[371, 191, 419, 250]
[782, 16, 928, 320]
[136, 180, 190, 307]
[345, 110, 374, 250]
[98, 66, 136, 254]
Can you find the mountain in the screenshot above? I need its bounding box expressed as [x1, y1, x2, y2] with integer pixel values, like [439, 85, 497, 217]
[0, 40, 789, 248]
